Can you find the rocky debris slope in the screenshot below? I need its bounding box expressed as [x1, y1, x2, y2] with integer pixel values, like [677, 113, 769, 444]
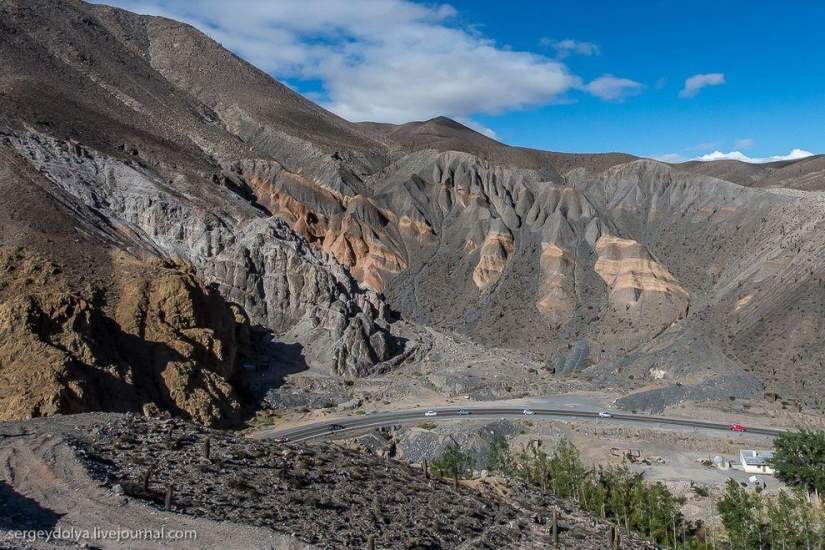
[568, 161, 825, 405]
[0, 414, 314, 550]
[613, 374, 763, 414]
[0, 247, 248, 425]
[356, 421, 523, 469]
[50, 414, 653, 550]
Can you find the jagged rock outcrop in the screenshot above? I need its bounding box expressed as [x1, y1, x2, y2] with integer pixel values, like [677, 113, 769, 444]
[537, 242, 576, 325]
[259, 139, 825, 403]
[369, 151, 693, 358]
[473, 222, 515, 290]
[114, 269, 250, 424]
[4, 131, 400, 377]
[231, 159, 408, 292]
[593, 234, 688, 317]
[0, 248, 247, 425]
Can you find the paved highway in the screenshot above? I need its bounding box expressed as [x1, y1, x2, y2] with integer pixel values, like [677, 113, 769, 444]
[261, 406, 786, 442]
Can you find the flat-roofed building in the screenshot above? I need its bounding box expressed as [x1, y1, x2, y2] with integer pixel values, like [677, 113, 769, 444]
[739, 449, 775, 475]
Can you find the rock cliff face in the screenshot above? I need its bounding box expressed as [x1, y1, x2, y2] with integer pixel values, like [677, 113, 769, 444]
[4, 130, 400, 378]
[370, 152, 693, 358]
[235, 159, 409, 293]
[0, 248, 247, 425]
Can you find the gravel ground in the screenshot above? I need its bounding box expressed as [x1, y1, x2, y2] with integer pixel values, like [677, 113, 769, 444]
[614, 373, 763, 413]
[70, 414, 657, 549]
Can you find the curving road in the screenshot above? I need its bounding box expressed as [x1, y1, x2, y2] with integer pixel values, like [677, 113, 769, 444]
[261, 407, 786, 443]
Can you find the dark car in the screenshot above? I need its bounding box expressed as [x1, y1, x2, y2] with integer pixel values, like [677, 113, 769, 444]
[328, 424, 346, 432]
[457, 409, 471, 415]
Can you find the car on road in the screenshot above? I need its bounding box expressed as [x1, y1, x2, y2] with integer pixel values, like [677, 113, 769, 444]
[729, 423, 747, 432]
[522, 409, 535, 415]
[598, 411, 613, 419]
[328, 424, 346, 432]
[457, 409, 471, 415]
[424, 410, 438, 417]
[273, 437, 290, 443]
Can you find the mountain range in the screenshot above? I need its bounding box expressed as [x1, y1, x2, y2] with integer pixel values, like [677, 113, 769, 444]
[2, 0, 824, 425]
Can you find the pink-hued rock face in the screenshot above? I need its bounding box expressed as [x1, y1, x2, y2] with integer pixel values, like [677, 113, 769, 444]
[594, 234, 689, 306]
[473, 227, 515, 290]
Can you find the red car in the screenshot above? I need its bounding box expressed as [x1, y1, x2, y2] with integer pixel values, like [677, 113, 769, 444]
[729, 423, 747, 432]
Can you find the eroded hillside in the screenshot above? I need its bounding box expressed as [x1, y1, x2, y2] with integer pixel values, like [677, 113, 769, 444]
[1, 0, 824, 422]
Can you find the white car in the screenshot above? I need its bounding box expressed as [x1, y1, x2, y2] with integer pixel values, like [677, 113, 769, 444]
[522, 409, 535, 415]
[598, 411, 613, 419]
[424, 410, 438, 417]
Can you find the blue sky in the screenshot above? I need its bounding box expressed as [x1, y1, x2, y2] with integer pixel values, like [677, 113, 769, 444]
[91, 0, 823, 162]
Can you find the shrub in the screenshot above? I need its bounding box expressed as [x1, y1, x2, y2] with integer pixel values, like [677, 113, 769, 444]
[430, 442, 475, 479]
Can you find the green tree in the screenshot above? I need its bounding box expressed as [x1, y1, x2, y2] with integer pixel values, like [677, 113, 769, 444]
[496, 438, 712, 549]
[579, 474, 608, 518]
[638, 482, 678, 545]
[601, 465, 640, 534]
[766, 491, 801, 549]
[487, 436, 516, 476]
[768, 428, 825, 495]
[549, 438, 585, 501]
[718, 478, 763, 550]
[796, 491, 823, 550]
[431, 441, 476, 479]
[516, 439, 551, 491]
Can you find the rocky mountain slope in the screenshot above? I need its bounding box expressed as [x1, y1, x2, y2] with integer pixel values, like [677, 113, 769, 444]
[680, 156, 825, 191]
[0, 245, 250, 425]
[0, 413, 656, 549]
[1, 0, 824, 422]
[0, 0, 405, 424]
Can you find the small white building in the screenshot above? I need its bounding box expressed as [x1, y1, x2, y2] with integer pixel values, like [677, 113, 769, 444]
[739, 449, 775, 475]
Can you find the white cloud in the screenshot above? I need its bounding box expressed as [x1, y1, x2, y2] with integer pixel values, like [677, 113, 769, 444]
[88, 0, 638, 126]
[583, 75, 644, 102]
[541, 38, 601, 59]
[679, 73, 726, 98]
[694, 149, 814, 163]
[734, 138, 754, 150]
[647, 148, 815, 164]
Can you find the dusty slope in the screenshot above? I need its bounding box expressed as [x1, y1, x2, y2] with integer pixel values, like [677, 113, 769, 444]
[0, 415, 314, 549]
[679, 155, 825, 191]
[0, 414, 655, 550]
[357, 116, 636, 176]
